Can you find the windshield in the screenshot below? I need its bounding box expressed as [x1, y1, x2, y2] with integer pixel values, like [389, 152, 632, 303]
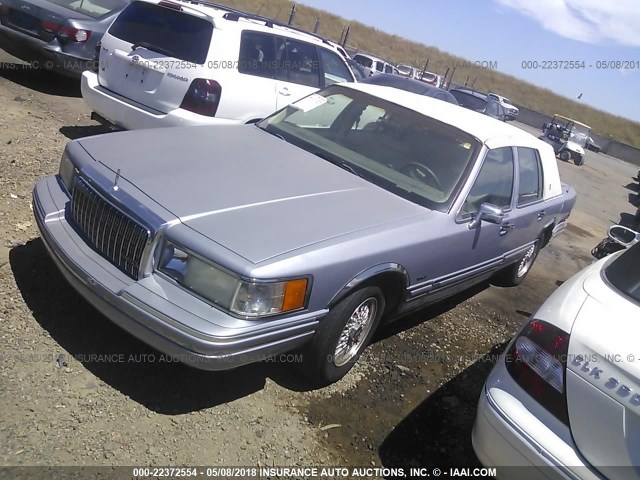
[569, 125, 590, 147]
[353, 55, 373, 68]
[450, 90, 486, 111]
[257, 86, 481, 211]
[604, 242, 640, 304]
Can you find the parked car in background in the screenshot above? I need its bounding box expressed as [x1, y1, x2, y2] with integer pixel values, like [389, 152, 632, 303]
[34, 83, 576, 385]
[352, 52, 392, 77]
[474, 242, 640, 480]
[450, 88, 509, 122]
[81, 0, 355, 129]
[0, 0, 128, 77]
[396, 64, 418, 78]
[418, 71, 445, 88]
[361, 73, 458, 104]
[586, 136, 601, 153]
[487, 92, 519, 120]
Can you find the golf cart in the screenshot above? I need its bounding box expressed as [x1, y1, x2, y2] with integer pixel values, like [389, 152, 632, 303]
[539, 114, 591, 166]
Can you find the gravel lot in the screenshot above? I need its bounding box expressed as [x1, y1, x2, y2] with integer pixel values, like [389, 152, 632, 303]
[1, 50, 638, 472]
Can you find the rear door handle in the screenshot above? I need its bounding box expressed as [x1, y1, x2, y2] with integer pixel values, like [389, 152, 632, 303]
[279, 87, 291, 96]
[537, 210, 546, 221]
[499, 223, 515, 236]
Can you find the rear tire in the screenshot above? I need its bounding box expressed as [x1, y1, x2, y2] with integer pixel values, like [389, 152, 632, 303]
[559, 150, 572, 162]
[299, 286, 385, 386]
[492, 239, 540, 287]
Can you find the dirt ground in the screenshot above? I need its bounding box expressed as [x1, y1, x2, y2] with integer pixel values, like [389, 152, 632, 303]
[1, 50, 638, 474]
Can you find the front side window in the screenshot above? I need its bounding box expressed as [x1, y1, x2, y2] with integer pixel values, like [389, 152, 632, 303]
[516, 148, 543, 206]
[375, 61, 384, 72]
[257, 86, 481, 211]
[277, 38, 320, 88]
[462, 147, 514, 216]
[319, 49, 352, 86]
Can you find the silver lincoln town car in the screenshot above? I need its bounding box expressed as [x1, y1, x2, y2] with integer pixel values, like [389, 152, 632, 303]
[33, 83, 576, 384]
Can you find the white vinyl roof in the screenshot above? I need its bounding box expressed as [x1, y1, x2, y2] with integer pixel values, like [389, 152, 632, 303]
[342, 83, 545, 149]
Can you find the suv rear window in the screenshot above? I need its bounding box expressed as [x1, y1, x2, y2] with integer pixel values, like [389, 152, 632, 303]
[108, 1, 213, 64]
[604, 243, 640, 303]
[450, 90, 486, 111]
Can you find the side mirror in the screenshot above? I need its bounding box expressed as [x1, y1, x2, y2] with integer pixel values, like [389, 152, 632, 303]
[468, 203, 505, 229]
[608, 225, 639, 246]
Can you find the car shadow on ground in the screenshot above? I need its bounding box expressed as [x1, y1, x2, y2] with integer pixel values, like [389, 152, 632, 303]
[0, 63, 81, 97]
[9, 238, 313, 414]
[373, 282, 490, 344]
[59, 125, 118, 140]
[378, 341, 509, 469]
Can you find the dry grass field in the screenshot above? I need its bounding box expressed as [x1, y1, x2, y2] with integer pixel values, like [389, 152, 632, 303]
[216, 0, 640, 148]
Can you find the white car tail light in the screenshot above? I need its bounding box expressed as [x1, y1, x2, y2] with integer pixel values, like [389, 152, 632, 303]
[506, 319, 570, 425]
[180, 79, 221, 117]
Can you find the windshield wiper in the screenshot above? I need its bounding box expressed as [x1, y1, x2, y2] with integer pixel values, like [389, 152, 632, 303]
[131, 42, 175, 57]
[311, 150, 362, 178]
[254, 123, 287, 142]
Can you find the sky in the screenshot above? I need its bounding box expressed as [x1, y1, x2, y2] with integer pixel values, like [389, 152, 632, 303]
[298, 0, 640, 123]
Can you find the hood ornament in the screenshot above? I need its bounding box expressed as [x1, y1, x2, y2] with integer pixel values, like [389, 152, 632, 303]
[113, 168, 121, 191]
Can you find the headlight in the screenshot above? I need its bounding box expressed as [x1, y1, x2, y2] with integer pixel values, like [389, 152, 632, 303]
[58, 150, 77, 193]
[158, 241, 309, 318]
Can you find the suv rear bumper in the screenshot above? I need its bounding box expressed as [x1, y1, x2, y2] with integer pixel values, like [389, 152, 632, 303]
[81, 71, 242, 129]
[33, 175, 320, 370]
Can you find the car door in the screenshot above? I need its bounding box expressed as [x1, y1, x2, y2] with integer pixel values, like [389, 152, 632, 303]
[415, 147, 518, 301]
[507, 147, 547, 252]
[274, 37, 321, 109]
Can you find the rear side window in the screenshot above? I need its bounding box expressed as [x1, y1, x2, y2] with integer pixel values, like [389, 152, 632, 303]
[319, 49, 352, 86]
[375, 62, 384, 72]
[516, 148, 543, 206]
[238, 31, 277, 79]
[108, 1, 213, 64]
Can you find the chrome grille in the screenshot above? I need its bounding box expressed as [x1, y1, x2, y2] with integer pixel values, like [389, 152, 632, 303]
[71, 178, 149, 279]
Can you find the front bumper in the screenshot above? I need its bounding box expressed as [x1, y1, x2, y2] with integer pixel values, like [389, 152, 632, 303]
[472, 359, 603, 480]
[0, 23, 92, 77]
[33, 175, 321, 370]
[81, 71, 242, 130]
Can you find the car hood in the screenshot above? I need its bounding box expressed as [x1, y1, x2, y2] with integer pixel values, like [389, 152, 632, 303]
[78, 126, 427, 263]
[565, 141, 585, 155]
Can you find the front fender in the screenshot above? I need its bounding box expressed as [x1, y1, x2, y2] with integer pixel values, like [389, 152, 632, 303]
[328, 263, 409, 308]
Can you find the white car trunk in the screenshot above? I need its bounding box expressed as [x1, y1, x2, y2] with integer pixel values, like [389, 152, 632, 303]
[566, 271, 640, 479]
[97, 0, 214, 114]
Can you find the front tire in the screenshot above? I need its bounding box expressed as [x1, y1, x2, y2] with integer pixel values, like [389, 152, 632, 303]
[559, 150, 572, 162]
[299, 287, 385, 386]
[492, 239, 540, 287]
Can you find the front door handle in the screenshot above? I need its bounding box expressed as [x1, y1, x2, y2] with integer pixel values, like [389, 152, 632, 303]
[279, 87, 291, 96]
[537, 210, 546, 221]
[499, 223, 515, 236]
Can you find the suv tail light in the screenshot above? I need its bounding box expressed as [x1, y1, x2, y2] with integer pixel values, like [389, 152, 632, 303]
[180, 79, 221, 117]
[58, 25, 92, 43]
[506, 319, 570, 425]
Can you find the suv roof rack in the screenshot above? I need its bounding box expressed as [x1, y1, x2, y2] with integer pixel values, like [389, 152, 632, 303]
[177, 0, 332, 46]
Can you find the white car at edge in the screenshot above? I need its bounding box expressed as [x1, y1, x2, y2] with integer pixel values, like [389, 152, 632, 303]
[488, 93, 519, 120]
[473, 243, 640, 479]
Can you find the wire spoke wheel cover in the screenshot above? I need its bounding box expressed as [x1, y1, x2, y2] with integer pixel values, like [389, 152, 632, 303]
[517, 244, 537, 278]
[333, 297, 378, 367]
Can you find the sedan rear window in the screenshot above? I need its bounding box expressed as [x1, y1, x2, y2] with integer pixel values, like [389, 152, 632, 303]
[604, 243, 640, 303]
[108, 1, 213, 64]
[47, 0, 127, 18]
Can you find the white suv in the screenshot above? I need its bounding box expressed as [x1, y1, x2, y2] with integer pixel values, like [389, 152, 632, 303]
[487, 93, 519, 120]
[81, 0, 355, 129]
